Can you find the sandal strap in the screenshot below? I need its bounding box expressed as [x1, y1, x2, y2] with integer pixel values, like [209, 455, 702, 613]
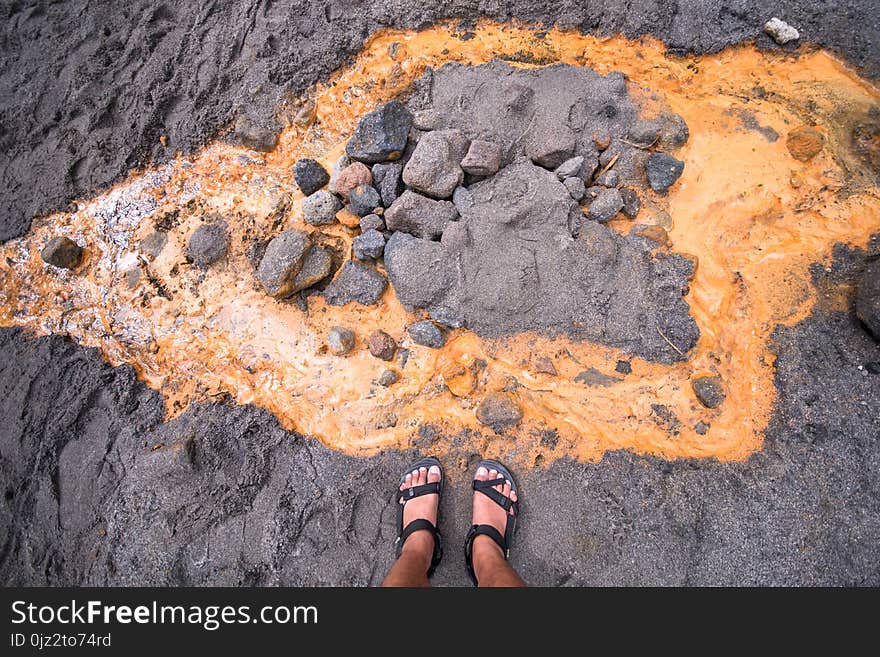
[396, 481, 441, 503]
[473, 478, 517, 513]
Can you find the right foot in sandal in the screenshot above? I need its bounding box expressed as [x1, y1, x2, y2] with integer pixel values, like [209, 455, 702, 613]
[471, 465, 518, 580]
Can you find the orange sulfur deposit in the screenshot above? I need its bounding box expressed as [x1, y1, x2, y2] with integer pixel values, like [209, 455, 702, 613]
[1, 21, 878, 467]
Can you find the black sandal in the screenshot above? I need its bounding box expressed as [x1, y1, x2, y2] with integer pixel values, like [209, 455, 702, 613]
[394, 456, 444, 577]
[464, 458, 519, 586]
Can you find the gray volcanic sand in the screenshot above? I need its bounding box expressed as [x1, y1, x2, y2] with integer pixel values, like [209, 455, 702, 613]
[1, 246, 878, 586]
[1, 1, 880, 585]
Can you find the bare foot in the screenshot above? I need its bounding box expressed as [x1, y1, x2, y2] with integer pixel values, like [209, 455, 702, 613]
[398, 465, 442, 572]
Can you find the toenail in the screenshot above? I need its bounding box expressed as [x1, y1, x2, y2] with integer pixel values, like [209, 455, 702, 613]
[477, 467, 488, 475]
[429, 465, 440, 474]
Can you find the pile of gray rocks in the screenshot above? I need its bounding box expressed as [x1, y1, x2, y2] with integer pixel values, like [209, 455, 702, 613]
[252, 62, 701, 368]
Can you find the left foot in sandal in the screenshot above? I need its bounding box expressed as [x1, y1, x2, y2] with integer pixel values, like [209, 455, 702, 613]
[471, 466, 518, 577]
[398, 465, 442, 572]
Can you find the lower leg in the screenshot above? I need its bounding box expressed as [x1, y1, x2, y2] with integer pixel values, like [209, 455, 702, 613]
[472, 535, 525, 587]
[382, 528, 435, 586]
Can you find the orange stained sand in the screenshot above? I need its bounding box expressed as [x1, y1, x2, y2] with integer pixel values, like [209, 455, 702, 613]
[1, 22, 879, 468]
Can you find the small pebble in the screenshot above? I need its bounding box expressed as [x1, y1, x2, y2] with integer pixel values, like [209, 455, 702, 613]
[764, 17, 800, 45]
[368, 330, 397, 361]
[327, 326, 356, 355]
[407, 320, 446, 348]
[41, 236, 83, 269]
[353, 229, 386, 260]
[349, 184, 382, 217]
[378, 369, 399, 387]
[302, 190, 342, 226]
[563, 176, 586, 201]
[293, 158, 330, 196]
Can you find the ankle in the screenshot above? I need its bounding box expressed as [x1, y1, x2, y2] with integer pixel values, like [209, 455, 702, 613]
[400, 531, 434, 568]
[472, 534, 505, 578]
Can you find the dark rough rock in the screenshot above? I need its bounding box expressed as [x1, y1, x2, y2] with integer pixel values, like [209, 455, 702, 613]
[645, 153, 685, 192]
[461, 139, 502, 176]
[323, 261, 387, 306]
[402, 129, 468, 198]
[856, 258, 880, 340]
[368, 330, 397, 361]
[349, 184, 382, 217]
[595, 169, 620, 187]
[187, 223, 228, 268]
[346, 101, 413, 163]
[476, 392, 524, 432]
[386, 159, 698, 363]
[563, 176, 586, 200]
[353, 229, 386, 260]
[586, 187, 624, 223]
[378, 369, 399, 387]
[292, 246, 333, 291]
[694, 420, 710, 435]
[293, 158, 330, 196]
[657, 113, 690, 150]
[628, 119, 661, 146]
[615, 359, 633, 374]
[359, 213, 386, 232]
[372, 162, 404, 207]
[138, 231, 168, 258]
[407, 320, 446, 348]
[554, 156, 585, 180]
[692, 375, 727, 408]
[620, 187, 641, 219]
[327, 326, 356, 355]
[302, 190, 342, 226]
[232, 114, 279, 152]
[334, 162, 373, 200]
[384, 191, 458, 240]
[40, 236, 83, 269]
[256, 229, 312, 298]
[3, 1, 877, 246]
[574, 368, 620, 387]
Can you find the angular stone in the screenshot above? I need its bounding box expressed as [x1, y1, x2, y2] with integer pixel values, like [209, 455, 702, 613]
[764, 17, 800, 45]
[349, 184, 382, 217]
[476, 392, 523, 432]
[360, 213, 385, 232]
[628, 119, 661, 146]
[452, 186, 475, 214]
[257, 229, 312, 298]
[407, 320, 445, 348]
[586, 187, 624, 223]
[291, 246, 333, 292]
[334, 162, 373, 200]
[786, 126, 825, 162]
[620, 187, 641, 219]
[384, 190, 458, 240]
[595, 169, 620, 187]
[645, 153, 685, 192]
[527, 126, 576, 169]
[41, 236, 82, 269]
[402, 129, 468, 198]
[293, 158, 329, 196]
[323, 260, 387, 306]
[563, 176, 586, 201]
[345, 100, 413, 163]
[302, 190, 342, 226]
[460, 139, 502, 176]
[554, 156, 584, 180]
[372, 162, 404, 207]
[353, 229, 386, 260]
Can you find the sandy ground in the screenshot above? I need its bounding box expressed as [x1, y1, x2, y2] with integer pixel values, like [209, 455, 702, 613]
[1, 1, 879, 585]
